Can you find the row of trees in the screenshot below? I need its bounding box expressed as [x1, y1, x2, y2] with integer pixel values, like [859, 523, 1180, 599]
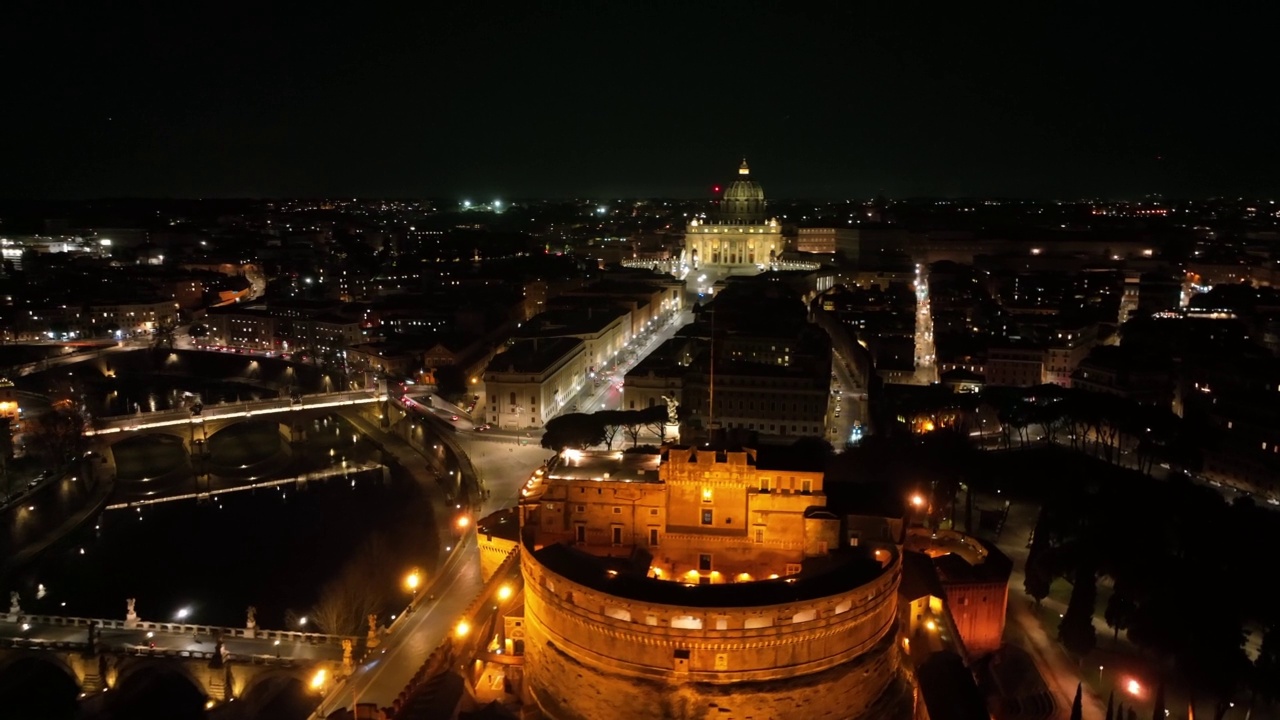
[892, 383, 1203, 475]
[541, 405, 673, 451]
[1024, 470, 1280, 717]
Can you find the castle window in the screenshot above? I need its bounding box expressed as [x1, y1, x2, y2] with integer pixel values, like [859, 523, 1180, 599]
[701, 509, 713, 525]
[698, 554, 713, 572]
[611, 526, 622, 545]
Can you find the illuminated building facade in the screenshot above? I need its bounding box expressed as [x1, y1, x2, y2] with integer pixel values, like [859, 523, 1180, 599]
[518, 447, 914, 720]
[683, 160, 783, 271]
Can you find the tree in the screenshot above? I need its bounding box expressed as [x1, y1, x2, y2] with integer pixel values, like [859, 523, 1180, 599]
[1058, 561, 1098, 658]
[1151, 681, 1165, 720]
[541, 413, 606, 451]
[1105, 691, 1114, 720]
[1024, 554, 1053, 606]
[1070, 683, 1083, 720]
[641, 404, 669, 442]
[596, 410, 625, 450]
[619, 409, 651, 448]
[27, 406, 88, 464]
[1250, 625, 1280, 708]
[1104, 583, 1136, 642]
[152, 319, 176, 350]
[1178, 613, 1249, 720]
[309, 535, 392, 636]
[1024, 506, 1054, 605]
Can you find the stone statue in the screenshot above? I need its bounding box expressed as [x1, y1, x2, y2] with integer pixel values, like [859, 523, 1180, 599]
[8, 591, 20, 615]
[342, 639, 354, 670]
[126, 598, 136, 617]
[245, 606, 257, 629]
[660, 395, 680, 425]
[366, 613, 381, 649]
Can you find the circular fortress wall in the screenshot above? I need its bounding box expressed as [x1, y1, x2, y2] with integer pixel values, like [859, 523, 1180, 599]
[521, 542, 908, 720]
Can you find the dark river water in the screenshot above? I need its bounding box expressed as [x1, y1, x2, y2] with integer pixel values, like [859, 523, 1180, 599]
[9, 453, 443, 634]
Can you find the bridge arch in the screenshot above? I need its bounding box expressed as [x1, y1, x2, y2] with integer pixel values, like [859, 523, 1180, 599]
[110, 657, 208, 715]
[234, 668, 313, 718]
[0, 652, 81, 718]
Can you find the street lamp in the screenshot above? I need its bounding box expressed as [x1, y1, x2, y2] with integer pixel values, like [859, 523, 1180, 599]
[405, 569, 422, 600]
[497, 584, 513, 602]
[455, 619, 471, 638]
[175, 607, 190, 621]
[457, 515, 471, 530]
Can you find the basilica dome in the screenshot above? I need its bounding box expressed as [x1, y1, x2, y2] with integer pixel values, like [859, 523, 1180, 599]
[719, 158, 766, 224]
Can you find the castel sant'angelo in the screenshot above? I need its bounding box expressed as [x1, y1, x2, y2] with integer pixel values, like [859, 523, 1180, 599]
[479, 441, 1011, 720]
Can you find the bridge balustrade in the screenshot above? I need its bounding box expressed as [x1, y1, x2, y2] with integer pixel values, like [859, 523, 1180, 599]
[13, 615, 357, 646]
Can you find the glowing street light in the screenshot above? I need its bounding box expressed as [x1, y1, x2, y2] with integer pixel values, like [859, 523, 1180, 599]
[309, 668, 327, 691]
[175, 607, 190, 620]
[455, 619, 471, 638]
[1126, 678, 1142, 697]
[497, 584, 513, 602]
[910, 494, 925, 509]
[456, 515, 470, 530]
[405, 569, 422, 596]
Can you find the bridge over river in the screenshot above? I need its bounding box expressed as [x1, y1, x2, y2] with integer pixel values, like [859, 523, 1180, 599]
[84, 389, 387, 437]
[0, 611, 358, 704]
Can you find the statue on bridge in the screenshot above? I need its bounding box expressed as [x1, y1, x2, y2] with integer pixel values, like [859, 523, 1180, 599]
[366, 613, 380, 649]
[245, 606, 257, 629]
[125, 597, 138, 627]
[660, 395, 680, 425]
[342, 638, 354, 674]
[210, 631, 225, 669]
[8, 591, 20, 616]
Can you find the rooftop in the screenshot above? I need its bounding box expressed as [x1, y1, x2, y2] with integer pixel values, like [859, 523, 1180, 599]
[516, 306, 628, 338]
[545, 449, 663, 484]
[529, 541, 888, 609]
[486, 337, 583, 375]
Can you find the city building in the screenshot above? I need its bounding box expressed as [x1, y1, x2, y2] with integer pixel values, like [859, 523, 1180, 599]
[795, 227, 862, 262]
[682, 160, 783, 271]
[624, 277, 832, 443]
[482, 337, 587, 429]
[516, 447, 916, 720]
[984, 345, 1045, 388]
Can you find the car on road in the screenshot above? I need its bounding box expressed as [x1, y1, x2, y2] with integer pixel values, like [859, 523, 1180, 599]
[476, 423, 491, 431]
[450, 415, 459, 421]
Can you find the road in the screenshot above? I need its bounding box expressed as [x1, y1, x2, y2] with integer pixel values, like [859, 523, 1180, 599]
[568, 309, 691, 415]
[0, 618, 345, 662]
[983, 497, 1106, 720]
[314, 535, 483, 716]
[914, 265, 937, 385]
[829, 348, 867, 446]
[312, 408, 548, 715]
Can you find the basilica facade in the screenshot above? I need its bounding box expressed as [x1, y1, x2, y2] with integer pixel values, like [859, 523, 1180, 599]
[683, 159, 782, 271]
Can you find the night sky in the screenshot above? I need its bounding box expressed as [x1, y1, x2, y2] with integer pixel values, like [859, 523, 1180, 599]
[3, 2, 1276, 200]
